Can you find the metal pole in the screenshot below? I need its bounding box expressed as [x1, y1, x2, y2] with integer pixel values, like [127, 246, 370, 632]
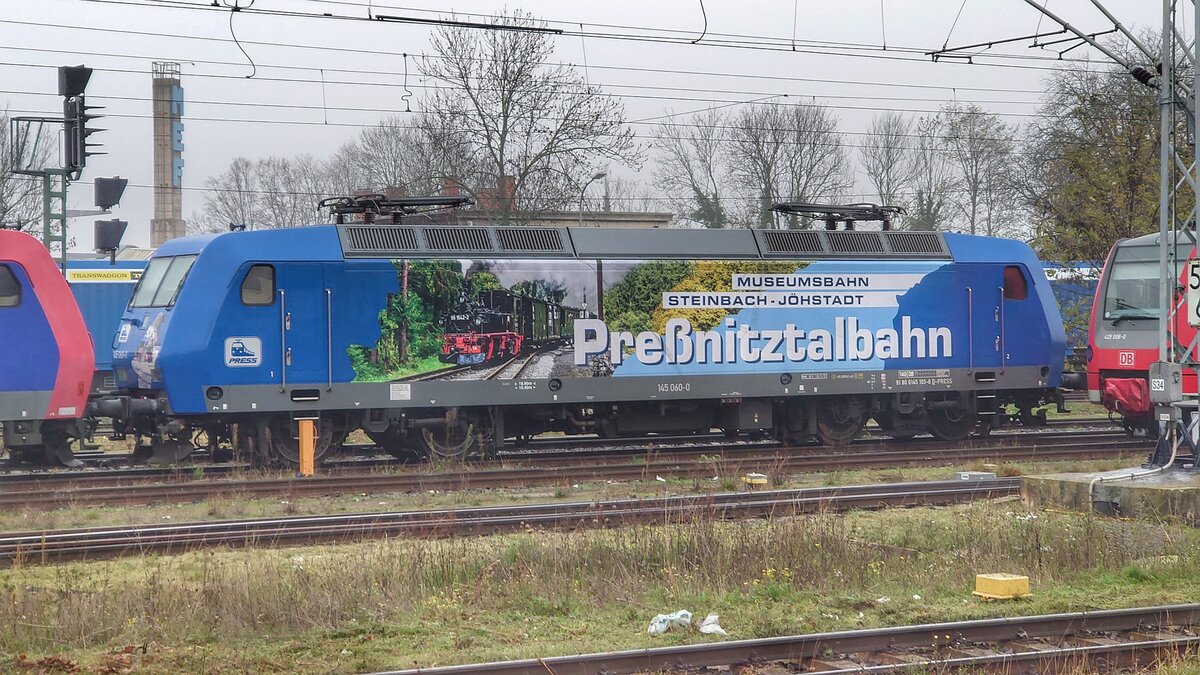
[1158, 0, 1173, 369]
[1020, 0, 1138, 73]
[578, 173, 606, 320]
[1086, 0, 1157, 63]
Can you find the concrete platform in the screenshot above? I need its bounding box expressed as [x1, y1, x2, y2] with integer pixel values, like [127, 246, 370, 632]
[1021, 467, 1200, 524]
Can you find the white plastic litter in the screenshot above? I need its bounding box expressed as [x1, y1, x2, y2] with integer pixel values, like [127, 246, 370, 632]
[655, 475, 667, 483]
[647, 609, 692, 635]
[697, 614, 727, 636]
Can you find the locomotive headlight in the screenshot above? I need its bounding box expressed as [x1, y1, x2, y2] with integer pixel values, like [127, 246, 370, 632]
[206, 386, 224, 401]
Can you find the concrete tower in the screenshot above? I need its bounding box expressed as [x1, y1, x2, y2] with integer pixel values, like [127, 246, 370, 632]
[150, 62, 185, 246]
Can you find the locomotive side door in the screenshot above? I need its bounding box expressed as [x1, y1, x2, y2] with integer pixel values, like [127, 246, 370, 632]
[964, 264, 1003, 374]
[276, 263, 331, 391]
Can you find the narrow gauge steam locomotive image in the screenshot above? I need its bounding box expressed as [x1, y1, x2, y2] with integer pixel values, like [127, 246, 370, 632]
[440, 289, 584, 365]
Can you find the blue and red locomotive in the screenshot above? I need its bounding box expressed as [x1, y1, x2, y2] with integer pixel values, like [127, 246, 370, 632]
[0, 231, 95, 466]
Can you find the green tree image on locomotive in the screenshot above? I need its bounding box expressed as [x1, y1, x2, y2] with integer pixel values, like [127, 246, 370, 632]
[348, 260, 468, 382]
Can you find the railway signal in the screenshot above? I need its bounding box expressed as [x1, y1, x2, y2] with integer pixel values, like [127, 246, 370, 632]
[59, 65, 104, 178]
[94, 176, 127, 211]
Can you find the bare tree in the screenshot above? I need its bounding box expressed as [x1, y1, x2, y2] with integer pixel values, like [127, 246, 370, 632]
[652, 109, 731, 228]
[418, 12, 641, 221]
[340, 116, 438, 195]
[727, 102, 852, 229]
[256, 156, 328, 228]
[0, 110, 54, 234]
[943, 103, 1016, 236]
[907, 115, 956, 231]
[581, 175, 662, 214]
[190, 157, 260, 233]
[323, 141, 372, 198]
[859, 112, 914, 210]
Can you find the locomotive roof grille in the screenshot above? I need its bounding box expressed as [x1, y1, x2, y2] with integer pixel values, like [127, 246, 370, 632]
[495, 227, 565, 252]
[345, 225, 418, 252]
[828, 231, 886, 254]
[886, 231, 945, 254]
[335, 225, 952, 259]
[760, 230, 825, 254]
[423, 227, 494, 251]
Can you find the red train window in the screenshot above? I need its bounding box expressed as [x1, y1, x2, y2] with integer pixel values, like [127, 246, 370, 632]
[1003, 265, 1028, 300]
[0, 265, 20, 307]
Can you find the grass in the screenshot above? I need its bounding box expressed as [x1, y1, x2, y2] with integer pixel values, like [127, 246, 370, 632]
[0, 455, 1149, 533]
[1, 500, 1199, 673]
[1046, 399, 1108, 419]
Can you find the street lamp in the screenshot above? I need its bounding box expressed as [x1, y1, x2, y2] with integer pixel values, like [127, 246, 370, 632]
[577, 171, 607, 320]
[577, 171, 607, 227]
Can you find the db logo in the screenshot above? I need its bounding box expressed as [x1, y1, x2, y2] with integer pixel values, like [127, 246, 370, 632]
[1119, 351, 1135, 367]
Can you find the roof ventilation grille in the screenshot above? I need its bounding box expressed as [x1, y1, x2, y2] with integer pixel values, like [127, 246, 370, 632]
[423, 227, 493, 251]
[496, 227, 565, 252]
[762, 230, 824, 253]
[827, 231, 885, 254]
[345, 226, 418, 252]
[886, 231, 945, 254]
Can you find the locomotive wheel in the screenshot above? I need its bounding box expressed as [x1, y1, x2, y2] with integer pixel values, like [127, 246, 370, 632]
[926, 406, 975, 442]
[263, 417, 336, 466]
[815, 397, 868, 446]
[417, 419, 481, 460]
[12, 423, 83, 468]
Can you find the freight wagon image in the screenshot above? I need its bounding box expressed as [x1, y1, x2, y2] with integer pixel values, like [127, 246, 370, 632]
[66, 259, 145, 392]
[96, 211, 1069, 466]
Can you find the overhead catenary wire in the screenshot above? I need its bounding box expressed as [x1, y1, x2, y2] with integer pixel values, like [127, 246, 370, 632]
[4, 172, 1063, 208]
[0, 99, 1159, 165]
[0, 17, 1078, 96]
[36, 0, 1130, 73]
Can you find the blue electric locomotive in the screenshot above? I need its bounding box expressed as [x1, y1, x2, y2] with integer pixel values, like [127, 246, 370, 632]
[97, 210, 1069, 465]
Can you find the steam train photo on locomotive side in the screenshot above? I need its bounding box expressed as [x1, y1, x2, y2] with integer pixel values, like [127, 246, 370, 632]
[440, 288, 584, 366]
[91, 218, 1070, 466]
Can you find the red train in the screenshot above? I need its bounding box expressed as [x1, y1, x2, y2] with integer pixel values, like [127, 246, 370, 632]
[1087, 233, 1196, 433]
[0, 230, 95, 466]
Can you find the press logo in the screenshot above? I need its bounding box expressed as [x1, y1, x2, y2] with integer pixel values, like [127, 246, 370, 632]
[224, 337, 262, 367]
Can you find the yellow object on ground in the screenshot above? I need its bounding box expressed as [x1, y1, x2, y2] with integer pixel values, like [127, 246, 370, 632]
[973, 573, 1031, 600]
[741, 473, 768, 488]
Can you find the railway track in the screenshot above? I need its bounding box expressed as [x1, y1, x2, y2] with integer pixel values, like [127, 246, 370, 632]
[0, 478, 1017, 565]
[403, 364, 471, 382]
[0, 431, 1151, 509]
[378, 604, 1200, 675]
[0, 416, 1122, 482]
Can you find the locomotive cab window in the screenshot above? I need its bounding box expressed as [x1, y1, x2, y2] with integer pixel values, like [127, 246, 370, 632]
[129, 255, 198, 308]
[0, 265, 20, 307]
[241, 265, 275, 305]
[1003, 265, 1028, 300]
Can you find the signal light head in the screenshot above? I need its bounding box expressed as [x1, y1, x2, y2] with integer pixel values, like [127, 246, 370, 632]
[58, 65, 92, 97]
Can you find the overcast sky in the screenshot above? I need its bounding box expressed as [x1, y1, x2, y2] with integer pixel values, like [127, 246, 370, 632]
[0, 0, 1171, 250]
